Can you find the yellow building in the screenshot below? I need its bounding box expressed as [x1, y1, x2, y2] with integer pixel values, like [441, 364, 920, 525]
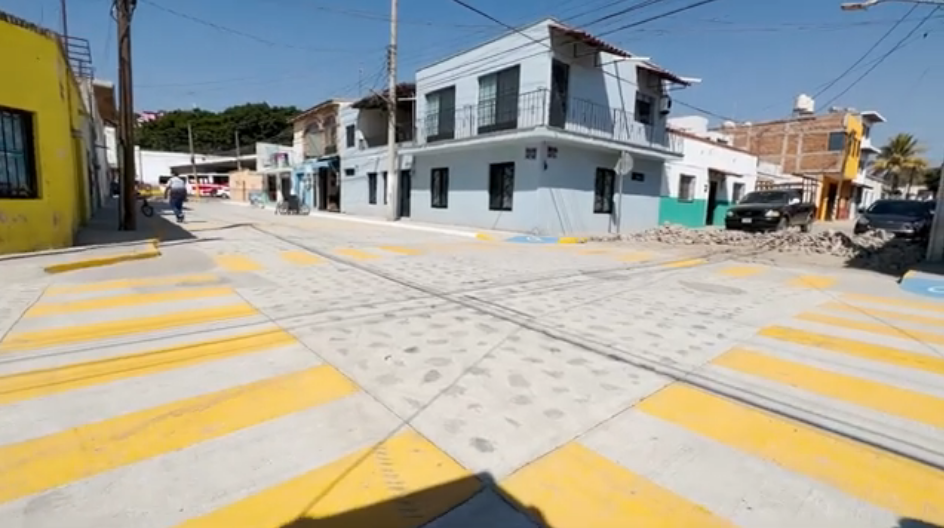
[0, 11, 88, 255]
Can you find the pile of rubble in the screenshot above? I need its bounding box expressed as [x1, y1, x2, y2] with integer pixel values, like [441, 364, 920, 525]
[592, 224, 926, 273]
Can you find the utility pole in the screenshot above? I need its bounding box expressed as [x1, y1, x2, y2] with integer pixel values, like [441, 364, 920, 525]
[927, 161, 944, 262]
[235, 130, 242, 171]
[385, 0, 400, 221]
[116, 0, 137, 230]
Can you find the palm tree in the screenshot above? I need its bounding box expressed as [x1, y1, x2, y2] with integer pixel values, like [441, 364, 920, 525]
[871, 133, 927, 197]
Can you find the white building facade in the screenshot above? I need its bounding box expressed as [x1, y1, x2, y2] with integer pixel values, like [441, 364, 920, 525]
[398, 19, 689, 236]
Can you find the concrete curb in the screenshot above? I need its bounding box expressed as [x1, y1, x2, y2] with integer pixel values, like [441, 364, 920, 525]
[505, 235, 588, 244]
[43, 239, 161, 274]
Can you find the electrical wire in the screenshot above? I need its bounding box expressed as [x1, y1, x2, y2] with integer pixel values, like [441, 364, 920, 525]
[819, 5, 941, 109]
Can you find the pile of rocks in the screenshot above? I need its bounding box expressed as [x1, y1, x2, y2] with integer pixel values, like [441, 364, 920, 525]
[592, 224, 926, 273]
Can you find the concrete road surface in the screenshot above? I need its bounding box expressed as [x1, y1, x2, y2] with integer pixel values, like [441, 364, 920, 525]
[0, 200, 942, 528]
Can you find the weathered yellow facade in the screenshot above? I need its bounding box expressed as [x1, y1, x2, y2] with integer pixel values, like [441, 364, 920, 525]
[0, 12, 88, 255]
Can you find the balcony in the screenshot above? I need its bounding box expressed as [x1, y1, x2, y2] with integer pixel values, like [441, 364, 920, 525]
[417, 88, 681, 154]
[360, 126, 414, 150]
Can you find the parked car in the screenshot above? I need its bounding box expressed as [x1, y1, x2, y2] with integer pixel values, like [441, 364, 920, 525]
[854, 199, 935, 238]
[725, 189, 817, 232]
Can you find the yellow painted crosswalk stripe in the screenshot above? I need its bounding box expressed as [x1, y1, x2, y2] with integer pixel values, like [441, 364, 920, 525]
[841, 293, 944, 314]
[663, 258, 706, 269]
[280, 250, 323, 265]
[334, 248, 380, 260]
[0, 328, 296, 405]
[215, 255, 262, 272]
[718, 265, 763, 277]
[0, 304, 258, 353]
[713, 348, 944, 429]
[637, 384, 944, 524]
[796, 312, 944, 346]
[45, 274, 220, 295]
[0, 365, 357, 505]
[180, 430, 479, 528]
[378, 245, 423, 256]
[25, 287, 235, 318]
[501, 442, 732, 527]
[820, 301, 944, 327]
[789, 275, 836, 289]
[759, 325, 944, 376]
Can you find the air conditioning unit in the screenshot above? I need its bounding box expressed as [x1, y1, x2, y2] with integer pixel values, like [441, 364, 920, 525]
[659, 96, 672, 115]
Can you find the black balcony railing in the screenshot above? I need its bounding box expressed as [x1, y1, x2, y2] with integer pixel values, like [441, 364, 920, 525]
[418, 88, 681, 153]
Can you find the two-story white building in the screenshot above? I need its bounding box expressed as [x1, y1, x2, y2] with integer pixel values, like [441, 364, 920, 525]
[397, 18, 690, 235]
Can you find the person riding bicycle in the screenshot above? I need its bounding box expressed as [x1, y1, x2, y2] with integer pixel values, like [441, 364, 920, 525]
[165, 175, 188, 222]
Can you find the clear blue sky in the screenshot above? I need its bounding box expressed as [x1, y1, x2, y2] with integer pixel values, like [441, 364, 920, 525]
[3, 0, 942, 158]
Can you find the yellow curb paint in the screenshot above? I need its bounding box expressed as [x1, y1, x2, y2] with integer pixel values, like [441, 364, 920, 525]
[334, 248, 380, 260]
[43, 240, 161, 274]
[819, 301, 944, 327]
[0, 327, 296, 405]
[758, 325, 944, 376]
[25, 287, 236, 318]
[718, 265, 764, 278]
[0, 304, 258, 353]
[713, 347, 944, 429]
[500, 442, 731, 528]
[378, 245, 423, 256]
[280, 251, 324, 266]
[474, 233, 495, 241]
[841, 293, 944, 314]
[637, 385, 944, 524]
[663, 258, 707, 269]
[789, 275, 836, 289]
[215, 254, 263, 272]
[557, 237, 586, 244]
[180, 430, 479, 528]
[0, 365, 358, 505]
[796, 312, 944, 346]
[45, 274, 221, 295]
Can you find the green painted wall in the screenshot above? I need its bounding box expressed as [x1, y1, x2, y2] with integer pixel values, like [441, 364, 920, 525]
[711, 200, 732, 227]
[658, 197, 707, 227]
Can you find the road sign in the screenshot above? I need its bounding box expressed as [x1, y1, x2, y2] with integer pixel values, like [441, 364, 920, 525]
[615, 152, 634, 175]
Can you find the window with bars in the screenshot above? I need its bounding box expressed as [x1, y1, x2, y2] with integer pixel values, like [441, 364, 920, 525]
[488, 162, 514, 211]
[431, 167, 449, 209]
[679, 174, 695, 202]
[345, 125, 355, 149]
[0, 107, 38, 199]
[594, 168, 615, 214]
[426, 87, 456, 142]
[368, 172, 377, 204]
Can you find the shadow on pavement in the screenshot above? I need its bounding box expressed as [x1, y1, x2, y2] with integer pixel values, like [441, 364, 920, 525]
[907, 260, 944, 278]
[73, 198, 196, 247]
[843, 235, 928, 277]
[896, 519, 942, 528]
[278, 473, 548, 528]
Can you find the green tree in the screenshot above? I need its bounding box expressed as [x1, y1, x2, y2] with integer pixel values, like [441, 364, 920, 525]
[925, 166, 941, 194]
[871, 133, 927, 196]
[137, 103, 300, 154]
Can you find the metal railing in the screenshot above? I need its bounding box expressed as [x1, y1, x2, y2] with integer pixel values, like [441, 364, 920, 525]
[417, 88, 680, 153]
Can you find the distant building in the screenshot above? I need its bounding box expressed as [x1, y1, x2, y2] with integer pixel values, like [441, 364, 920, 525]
[136, 111, 165, 125]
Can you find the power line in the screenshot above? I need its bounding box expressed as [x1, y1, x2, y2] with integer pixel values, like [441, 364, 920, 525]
[819, 5, 940, 109]
[592, 0, 726, 38]
[812, 3, 919, 99]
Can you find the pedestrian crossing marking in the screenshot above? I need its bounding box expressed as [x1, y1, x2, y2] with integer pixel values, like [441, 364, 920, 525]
[717, 265, 764, 278]
[0, 304, 258, 353]
[0, 327, 296, 405]
[25, 286, 236, 318]
[280, 250, 324, 266]
[841, 293, 944, 314]
[215, 254, 263, 272]
[44, 274, 220, 295]
[378, 245, 423, 256]
[713, 347, 944, 429]
[334, 248, 380, 260]
[180, 430, 480, 528]
[820, 301, 944, 327]
[758, 325, 944, 376]
[0, 365, 358, 505]
[663, 258, 707, 269]
[796, 312, 944, 346]
[789, 275, 836, 289]
[501, 441, 732, 527]
[617, 252, 652, 262]
[636, 384, 944, 524]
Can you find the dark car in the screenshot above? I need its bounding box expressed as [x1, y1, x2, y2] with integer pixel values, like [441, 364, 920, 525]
[854, 199, 935, 238]
[725, 189, 817, 232]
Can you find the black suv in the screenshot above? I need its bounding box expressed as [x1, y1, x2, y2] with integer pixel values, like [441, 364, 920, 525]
[725, 189, 817, 232]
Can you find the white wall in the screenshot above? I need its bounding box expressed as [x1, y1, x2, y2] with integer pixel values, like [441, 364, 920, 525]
[665, 136, 758, 203]
[134, 150, 227, 185]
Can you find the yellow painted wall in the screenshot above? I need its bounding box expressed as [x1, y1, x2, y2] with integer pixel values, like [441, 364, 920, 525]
[0, 15, 88, 255]
[842, 114, 863, 180]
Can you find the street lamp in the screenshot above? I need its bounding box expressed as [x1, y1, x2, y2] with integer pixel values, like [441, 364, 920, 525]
[841, 0, 944, 8]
